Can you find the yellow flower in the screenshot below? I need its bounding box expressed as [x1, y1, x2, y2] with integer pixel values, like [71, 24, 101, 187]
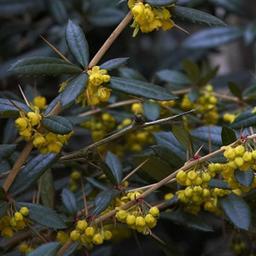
[33, 96, 47, 109]
[97, 87, 111, 102]
[27, 112, 41, 126]
[19, 207, 29, 216]
[15, 117, 28, 131]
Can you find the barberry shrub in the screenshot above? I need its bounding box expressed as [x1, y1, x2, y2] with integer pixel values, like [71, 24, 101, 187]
[1, 0, 256, 255]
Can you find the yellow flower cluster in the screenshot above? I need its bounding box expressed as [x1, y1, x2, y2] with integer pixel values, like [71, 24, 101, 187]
[115, 191, 159, 235]
[181, 85, 219, 124]
[69, 170, 81, 192]
[78, 66, 111, 106]
[128, 0, 174, 36]
[19, 242, 33, 254]
[68, 220, 112, 248]
[33, 96, 47, 110]
[15, 99, 72, 154]
[176, 168, 229, 214]
[0, 207, 29, 238]
[223, 113, 236, 123]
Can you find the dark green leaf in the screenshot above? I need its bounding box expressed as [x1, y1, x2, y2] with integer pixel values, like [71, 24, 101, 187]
[172, 125, 192, 151]
[182, 60, 200, 83]
[183, 27, 243, 49]
[209, 179, 230, 189]
[9, 57, 82, 76]
[174, 6, 226, 26]
[0, 98, 30, 118]
[0, 202, 8, 217]
[145, 0, 176, 7]
[66, 20, 89, 67]
[110, 77, 177, 100]
[228, 82, 242, 99]
[0, 144, 16, 161]
[220, 193, 251, 230]
[105, 151, 123, 184]
[61, 188, 77, 215]
[221, 126, 237, 146]
[42, 116, 73, 135]
[156, 69, 190, 85]
[143, 101, 160, 121]
[231, 110, 256, 129]
[235, 169, 254, 187]
[119, 67, 146, 81]
[28, 242, 60, 256]
[10, 154, 58, 196]
[100, 58, 129, 70]
[60, 73, 88, 109]
[18, 202, 67, 229]
[209, 0, 245, 16]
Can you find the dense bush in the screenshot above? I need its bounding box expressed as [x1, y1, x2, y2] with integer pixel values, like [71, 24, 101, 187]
[1, 0, 256, 255]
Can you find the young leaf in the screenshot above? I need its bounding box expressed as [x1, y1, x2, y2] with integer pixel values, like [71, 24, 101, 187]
[100, 57, 129, 70]
[66, 20, 89, 67]
[174, 6, 226, 26]
[10, 154, 58, 196]
[221, 126, 237, 145]
[105, 151, 123, 184]
[42, 116, 73, 135]
[143, 101, 160, 121]
[9, 57, 82, 76]
[60, 73, 88, 109]
[61, 188, 77, 215]
[220, 193, 251, 230]
[0, 144, 16, 161]
[183, 27, 243, 49]
[145, 0, 176, 7]
[28, 242, 60, 256]
[18, 202, 67, 229]
[0, 98, 30, 118]
[110, 77, 177, 100]
[235, 169, 254, 187]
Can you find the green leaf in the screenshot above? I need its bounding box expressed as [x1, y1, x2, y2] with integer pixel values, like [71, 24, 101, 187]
[10, 154, 58, 196]
[119, 67, 146, 81]
[28, 242, 60, 256]
[61, 188, 77, 215]
[145, 0, 176, 7]
[172, 125, 192, 151]
[92, 189, 118, 216]
[9, 57, 82, 76]
[182, 60, 200, 83]
[0, 144, 16, 161]
[183, 27, 243, 49]
[42, 116, 73, 135]
[105, 151, 123, 184]
[0, 202, 8, 218]
[228, 82, 242, 100]
[174, 6, 226, 26]
[0, 98, 30, 118]
[156, 69, 190, 85]
[220, 193, 251, 230]
[100, 58, 129, 70]
[110, 77, 177, 100]
[231, 110, 256, 129]
[60, 73, 88, 109]
[221, 126, 237, 146]
[18, 202, 67, 229]
[143, 101, 160, 121]
[235, 169, 254, 187]
[209, 0, 245, 16]
[209, 179, 230, 189]
[66, 20, 89, 67]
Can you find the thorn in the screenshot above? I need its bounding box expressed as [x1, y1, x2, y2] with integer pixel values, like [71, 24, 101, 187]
[18, 84, 30, 107]
[174, 23, 190, 35]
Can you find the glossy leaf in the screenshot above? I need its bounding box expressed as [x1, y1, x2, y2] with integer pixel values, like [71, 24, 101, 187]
[105, 151, 123, 184]
[156, 69, 190, 85]
[0, 144, 16, 161]
[9, 57, 82, 75]
[221, 126, 237, 146]
[66, 20, 89, 67]
[28, 242, 60, 256]
[231, 110, 256, 129]
[0, 98, 30, 118]
[145, 0, 176, 7]
[143, 101, 160, 121]
[18, 202, 67, 229]
[61, 188, 77, 215]
[235, 169, 254, 187]
[100, 57, 129, 70]
[42, 116, 73, 135]
[220, 193, 251, 230]
[110, 77, 177, 100]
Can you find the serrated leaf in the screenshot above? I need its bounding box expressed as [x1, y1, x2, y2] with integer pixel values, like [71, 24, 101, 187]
[10, 154, 58, 196]
[92, 189, 118, 216]
[42, 116, 73, 135]
[231, 110, 256, 129]
[145, 0, 176, 7]
[221, 126, 237, 146]
[174, 6, 226, 26]
[183, 27, 243, 49]
[110, 77, 177, 100]
[220, 193, 251, 230]
[143, 101, 160, 121]
[28, 242, 60, 256]
[61, 188, 77, 215]
[9, 57, 82, 76]
[156, 69, 190, 85]
[18, 202, 67, 229]
[100, 58, 129, 70]
[235, 169, 254, 187]
[105, 151, 123, 184]
[60, 73, 88, 109]
[66, 20, 89, 67]
[0, 144, 16, 161]
[0, 98, 30, 118]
